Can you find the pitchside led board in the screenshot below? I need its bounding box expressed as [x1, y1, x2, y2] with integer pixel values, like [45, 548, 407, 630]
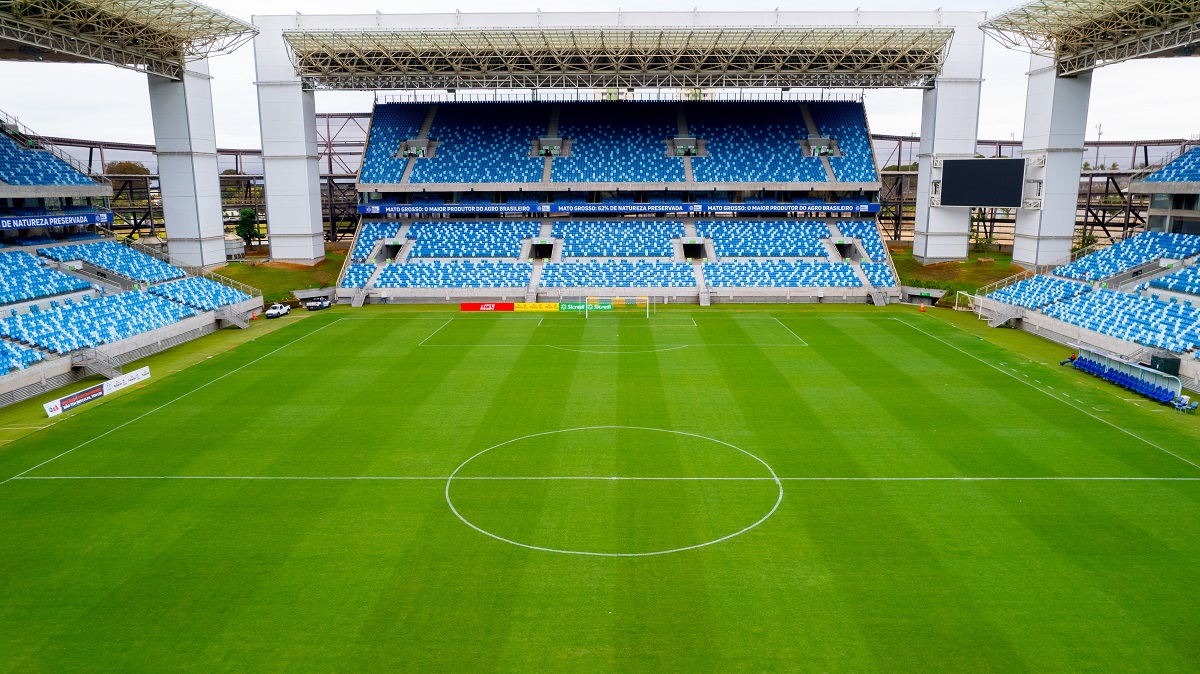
[940, 158, 1025, 208]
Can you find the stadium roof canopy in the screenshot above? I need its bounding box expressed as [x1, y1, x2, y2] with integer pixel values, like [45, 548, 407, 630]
[982, 0, 1200, 75]
[282, 26, 956, 90]
[0, 0, 257, 79]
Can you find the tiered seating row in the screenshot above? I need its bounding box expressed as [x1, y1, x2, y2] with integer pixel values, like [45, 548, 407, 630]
[1144, 147, 1200, 183]
[407, 221, 540, 258]
[861, 262, 896, 288]
[552, 221, 684, 258]
[359, 104, 428, 184]
[351, 222, 401, 262]
[1149, 265, 1200, 296]
[696, 220, 829, 258]
[540, 261, 695, 288]
[0, 251, 91, 306]
[0, 133, 95, 186]
[1042, 289, 1200, 353]
[1054, 232, 1200, 282]
[987, 275, 1091, 310]
[837, 221, 887, 261]
[552, 103, 685, 183]
[1072, 356, 1179, 404]
[687, 102, 826, 183]
[147, 277, 250, 311]
[411, 104, 545, 183]
[0, 340, 43, 373]
[374, 261, 532, 289]
[703, 261, 861, 288]
[811, 102, 877, 182]
[0, 292, 197, 355]
[342, 264, 377, 288]
[38, 242, 185, 283]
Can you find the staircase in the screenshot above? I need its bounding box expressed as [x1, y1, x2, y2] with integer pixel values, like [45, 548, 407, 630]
[401, 105, 439, 183]
[542, 105, 560, 182]
[71, 348, 122, 379]
[987, 305, 1026, 328]
[216, 306, 250, 329]
[351, 288, 369, 308]
[677, 104, 695, 181]
[527, 260, 545, 301]
[693, 261, 710, 306]
[868, 289, 887, 306]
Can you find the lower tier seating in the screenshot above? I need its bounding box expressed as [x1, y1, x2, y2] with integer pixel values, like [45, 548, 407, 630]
[374, 261, 533, 288]
[1042, 289, 1200, 353]
[38, 241, 185, 283]
[1054, 232, 1200, 282]
[702, 261, 861, 287]
[0, 340, 43, 373]
[147, 277, 251, 311]
[696, 220, 829, 258]
[351, 222, 401, 262]
[837, 221, 887, 261]
[540, 261, 695, 288]
[861, 262, 896, 287]
[1149, 265, 1200, 296]
[553, 220, 684, 258]
[1072, 356, 1178, 405]
[988, 275, 1091, 309]
[0, 251, 91, 306]
[342, 264, 377, 288]
[0, 292, 197, 354]
[407, 221, 539, 258]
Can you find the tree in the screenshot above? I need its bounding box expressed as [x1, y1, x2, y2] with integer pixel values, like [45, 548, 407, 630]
[1082, 161, 1092, 171]
[236, 208, 257, 246]
[105, 160, 150, 175]
[1110, 162, 1120, 170]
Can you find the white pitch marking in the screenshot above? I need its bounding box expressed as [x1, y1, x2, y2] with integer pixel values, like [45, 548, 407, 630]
[894, 318, 1200, 472]
[14, 475, 1200, 482]
[545, 345, 689, 355]
[772, 317, 809, 345]
[417, 318, 454, 347]
[0, 319, 345, 487]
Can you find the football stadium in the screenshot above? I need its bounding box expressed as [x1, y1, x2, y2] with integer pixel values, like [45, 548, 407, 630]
[2, 0, 1200, 670]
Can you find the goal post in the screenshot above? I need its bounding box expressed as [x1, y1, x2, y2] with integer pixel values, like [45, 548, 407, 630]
[584, 295, 654, 318]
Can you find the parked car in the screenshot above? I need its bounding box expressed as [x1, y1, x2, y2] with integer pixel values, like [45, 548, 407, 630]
[265, 303, 291, 319]
[303, 297, 331, 311]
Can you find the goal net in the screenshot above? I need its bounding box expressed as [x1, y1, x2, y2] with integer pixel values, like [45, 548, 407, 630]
[578, 296, 654, 318]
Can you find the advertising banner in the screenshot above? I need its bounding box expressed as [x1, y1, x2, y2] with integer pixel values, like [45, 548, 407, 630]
[360, 203, 879, 216]
[513, 302, 560, 312]
[0, 212, 114, 231]
[460, 302, 515, 312]
[559, 302, 586, 311]
[44, 366, 151, 418]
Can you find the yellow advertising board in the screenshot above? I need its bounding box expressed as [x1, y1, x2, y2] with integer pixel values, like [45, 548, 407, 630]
[513, 302, 560, 312]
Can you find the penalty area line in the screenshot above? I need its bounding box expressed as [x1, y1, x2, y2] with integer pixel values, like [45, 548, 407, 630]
[13, 475, 1200, 482]
[772, 317, 809, 346]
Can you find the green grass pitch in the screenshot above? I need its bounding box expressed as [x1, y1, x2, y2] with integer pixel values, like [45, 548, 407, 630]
[2, 305, 1199, 671]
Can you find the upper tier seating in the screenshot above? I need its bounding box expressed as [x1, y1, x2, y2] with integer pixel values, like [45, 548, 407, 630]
[406, 221, 539, 258]
[0, 340, 42, 373]
[0, 132, 94, 186]
[837, 220, 887, 261]
[374, 261, 532, 288]
[351, 222, 401, 262]
[810, 102, 878, 182]
[411, 103, 545, 183]
[696, 220, 829, 258]
[1144, 147, 1200, 183]
[148, 277, 250, 311]
[0, 291, 196, 354]
[861, 262, 896, 287]
[342, 263, 377, 288]
[0, 251, 91, 306]
[687, 103, 826, 183]
[540, 261, 695, 288]
[1149, 265, 1200, 296]
[987, 275, 1091, 309]
[1054, 232, 1200, 282]
[552, 220, 684, 258]
[703, 260, 861, 287]
[38, 241, 185, 283]
[358, 104, 428, 184]
[1042, 289, 1200, 353]
[552, 103, 685, 183]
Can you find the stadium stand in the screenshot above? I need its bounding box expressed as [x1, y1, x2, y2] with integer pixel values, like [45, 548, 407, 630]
[837, 220, 887, 261]
[696, 220, 829, 258]
[411, 103, 545, 183]
[374, 260, 533, 288]
[861, 262, 897, 287]
[1053, 232, 1200, 282]
[351, 222, 401, 262]
[702, 260, 861, 287]
[553, 220, 684, 258]
[987, 275, 1091, 309]
[407, 221, 539, 258]
[358, 103, 428, 184]
[0, 251, 91, 306]
[0, 132, 95, 186]
[1041, 289, 1200, 353]
[552, 103, 685, 183]
[0, 292, 196, 354]
[147, 276, 251, 311]
[810, 102, 878, 182]
[687, 103, 826, 183]
[342, 263, 377, 288]
[1143, 147, 1200, 183]
[1148, 265, 1200, 296]
[540, 261, 695, 287]
[38, 241, 185, 283]
[0, 340, 43, 373]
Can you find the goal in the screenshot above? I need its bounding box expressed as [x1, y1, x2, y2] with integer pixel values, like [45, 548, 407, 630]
[580, 296, 655, 318]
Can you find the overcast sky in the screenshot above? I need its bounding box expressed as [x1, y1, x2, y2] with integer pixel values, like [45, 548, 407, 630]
[1, 0, 1197, 150]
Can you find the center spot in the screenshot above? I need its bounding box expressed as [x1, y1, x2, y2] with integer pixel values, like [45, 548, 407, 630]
[445, 426, 782, 557]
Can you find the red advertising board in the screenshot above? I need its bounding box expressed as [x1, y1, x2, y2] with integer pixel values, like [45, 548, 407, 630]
[460, 303, 515, 312]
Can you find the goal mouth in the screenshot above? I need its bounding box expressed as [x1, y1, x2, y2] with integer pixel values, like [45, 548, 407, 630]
[582, 296, 654, 318]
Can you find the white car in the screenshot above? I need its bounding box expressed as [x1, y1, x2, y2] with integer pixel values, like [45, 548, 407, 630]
[265, 303, 291, 319]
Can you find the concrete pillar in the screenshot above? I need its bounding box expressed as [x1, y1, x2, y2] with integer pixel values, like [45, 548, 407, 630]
[913, 19, 986, 264]
[1013, 54, 1092, 268]
[147, 59, 225, 268]
[253, 18, 325, 264]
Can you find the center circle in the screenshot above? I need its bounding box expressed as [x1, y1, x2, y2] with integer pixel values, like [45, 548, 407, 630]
[445, 426, 783, 557]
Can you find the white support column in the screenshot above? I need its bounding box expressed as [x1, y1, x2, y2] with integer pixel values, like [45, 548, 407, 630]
[148, 59, 225, 268]
[913, 16, 986, 264]
[253, 18, 325, 264]
[1013, 54, 1092, 268]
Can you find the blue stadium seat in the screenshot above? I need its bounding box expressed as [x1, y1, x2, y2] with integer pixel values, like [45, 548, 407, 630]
[147, 277, 251, 311]
[540, 261, 695, 288]
[810, 102, 878, 182]
[553, 221, 684, 258]
[696, 220, 829, 258]
[861, 262, 896, 287]
[688, 102, 826, 183]
[1042, 289, 1200, 353]
[988, 275, 1091, 309]
[702, 260, 861, 287]
[1149, 265, 1200, 296]
[837, 220, 887, 261]
[407, 221, 539, 258]
[0, 291, 196, 354]
[351, 222, 401, 262]
[37, 242, 185, 283]
[0, 251, 91, 306]
[1144, 147, 1200, 183]
[0, 132, 95, 186]
[0, 339, 43, 373]
[1054, 232, 1200, 282]
[374, 260, 532, 288]
[358, 104, 429, 184]
[411, 103, 545, 183]
[552, 103, 685, 183]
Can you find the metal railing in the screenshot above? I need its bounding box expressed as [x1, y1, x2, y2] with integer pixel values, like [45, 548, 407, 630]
[1127, 142, 1198, 183]
[0, 107, 109, 186]
[91, 227, 263, 299]
[379, 89, 864, 104]
[975, 239, 1112, 298]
